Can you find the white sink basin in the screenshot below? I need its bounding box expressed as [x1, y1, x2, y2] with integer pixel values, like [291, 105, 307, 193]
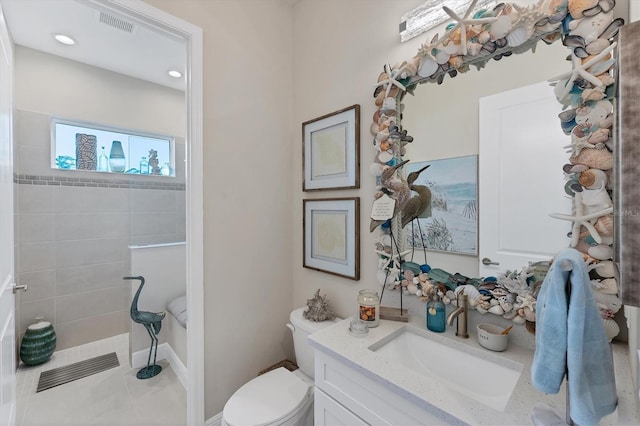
[368, 326, 523, 412]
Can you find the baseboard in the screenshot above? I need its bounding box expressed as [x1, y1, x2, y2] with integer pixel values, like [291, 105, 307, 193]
[132, 342, 187, 390]
[205, 412, 222, 426]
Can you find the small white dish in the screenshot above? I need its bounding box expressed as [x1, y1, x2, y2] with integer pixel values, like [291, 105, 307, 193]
[477, 323, 508, 352]
[348, 318, 369, 337]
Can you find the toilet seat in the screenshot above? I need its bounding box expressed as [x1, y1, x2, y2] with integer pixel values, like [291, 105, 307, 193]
[222, 367, 312, 426]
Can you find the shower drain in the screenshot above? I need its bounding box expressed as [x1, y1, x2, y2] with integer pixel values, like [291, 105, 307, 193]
[36, 352, 120, 392]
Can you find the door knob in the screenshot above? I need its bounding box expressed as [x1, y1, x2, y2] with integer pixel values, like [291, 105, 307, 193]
[481, 258, 500, 266]
[12, 284, 28, 294]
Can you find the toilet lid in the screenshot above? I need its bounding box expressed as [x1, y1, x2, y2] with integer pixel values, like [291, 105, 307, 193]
[223, 367, 311, 426]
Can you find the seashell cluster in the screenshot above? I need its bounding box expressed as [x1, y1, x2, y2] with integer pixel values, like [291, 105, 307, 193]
[369, 0, 623, 338]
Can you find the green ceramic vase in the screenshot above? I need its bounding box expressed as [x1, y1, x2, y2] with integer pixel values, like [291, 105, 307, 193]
[20, 317, 56, 366]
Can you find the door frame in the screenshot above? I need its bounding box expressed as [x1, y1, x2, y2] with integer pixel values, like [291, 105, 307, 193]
[0, 1, 16, 424]
[94, 1, 204, 424]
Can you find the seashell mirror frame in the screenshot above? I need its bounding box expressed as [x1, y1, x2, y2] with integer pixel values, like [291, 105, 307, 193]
[370, 0, 626, 332]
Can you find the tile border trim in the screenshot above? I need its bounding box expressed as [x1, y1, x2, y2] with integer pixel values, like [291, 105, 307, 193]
[13, 173, 185, 191]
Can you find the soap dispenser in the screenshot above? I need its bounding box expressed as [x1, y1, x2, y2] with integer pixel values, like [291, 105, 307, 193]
[426, 292, 446, 332]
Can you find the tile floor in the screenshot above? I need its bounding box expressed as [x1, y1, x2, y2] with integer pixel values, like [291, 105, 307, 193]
[16, 333, 186, 426]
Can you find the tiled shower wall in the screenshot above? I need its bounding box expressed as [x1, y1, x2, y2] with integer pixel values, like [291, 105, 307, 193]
[15, 109, 186, 350]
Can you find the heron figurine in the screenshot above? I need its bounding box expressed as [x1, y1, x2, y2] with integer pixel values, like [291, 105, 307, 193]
[401, 164, 432, 229]
[369, 159, 411, 232]
[123, 276, 166, 379]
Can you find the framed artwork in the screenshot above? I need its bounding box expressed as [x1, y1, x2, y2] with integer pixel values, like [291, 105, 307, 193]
[405, 155, 478, 255]
[303, 198, 360, 280]
[303, 105, 360, 191]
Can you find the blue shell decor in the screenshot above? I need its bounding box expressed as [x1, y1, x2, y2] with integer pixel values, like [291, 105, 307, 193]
[370, 0, 622, 340]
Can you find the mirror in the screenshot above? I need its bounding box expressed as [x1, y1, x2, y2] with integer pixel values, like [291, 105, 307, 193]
[370, 0, 623, 333]
[401, 40, 570, 276]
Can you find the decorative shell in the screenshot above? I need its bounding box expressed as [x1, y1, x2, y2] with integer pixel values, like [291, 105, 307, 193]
[417, 55, 438, 78]
[602, 318, 620, 341]
[586, 38, 611, 55]
[489, 15, 513, 40]
[488, 305, 505, 316]
[506, 26, 530, 47]
[569, 11, 614, 43]
[594, 215, 614, 236]
[454, 285, 481, 306]
[595, 292, 622, 313]
[592, 277, 618, 294]
[588, 244, 614, 260]
[303, 289, 336, 322]
[579, 168, 608, 189]
[592, 260, 616, 278]
[512, 315, 526, 324]
[570, 147, 613, 170]
[568, 0, 599, 19]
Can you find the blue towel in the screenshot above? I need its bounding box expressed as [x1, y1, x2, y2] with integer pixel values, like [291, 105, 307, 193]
[532, 248, 617, 425]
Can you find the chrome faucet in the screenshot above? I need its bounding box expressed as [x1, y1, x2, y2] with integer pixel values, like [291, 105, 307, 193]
[446, 292, 469, 338]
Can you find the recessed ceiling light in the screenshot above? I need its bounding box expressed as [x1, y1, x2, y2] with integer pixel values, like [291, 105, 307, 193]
[168, 70, 182, 78]
[53, 34, 76, 45]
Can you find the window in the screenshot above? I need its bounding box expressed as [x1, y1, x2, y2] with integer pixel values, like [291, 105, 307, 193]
[52, 118, 175, 176]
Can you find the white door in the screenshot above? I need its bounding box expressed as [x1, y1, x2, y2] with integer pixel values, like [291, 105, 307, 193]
[478, 81, 571, 277]
[0, 3, 16, 425]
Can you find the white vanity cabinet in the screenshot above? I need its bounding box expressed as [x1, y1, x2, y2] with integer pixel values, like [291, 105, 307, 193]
[313, 349, 462, 426]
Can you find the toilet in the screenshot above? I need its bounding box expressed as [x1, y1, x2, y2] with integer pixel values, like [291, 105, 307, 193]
[221, 307, 340, 426]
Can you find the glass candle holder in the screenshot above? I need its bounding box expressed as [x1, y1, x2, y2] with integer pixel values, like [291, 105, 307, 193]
[358, 289, 380, 327]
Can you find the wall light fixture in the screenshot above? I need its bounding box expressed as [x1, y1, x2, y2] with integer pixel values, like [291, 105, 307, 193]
[399, 0, 495, 43]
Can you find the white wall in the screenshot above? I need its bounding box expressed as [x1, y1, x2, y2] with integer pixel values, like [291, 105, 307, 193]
[128, 243, 185, 362]
[144, 0, 295, 418]
[15, 46, 184, 137]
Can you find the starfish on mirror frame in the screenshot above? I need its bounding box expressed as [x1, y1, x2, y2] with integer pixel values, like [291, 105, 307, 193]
[374, 63, 408, 98]
[549, 192, 613, 247]
[433, 0, 498, 56]
[549, 42, 617, 103]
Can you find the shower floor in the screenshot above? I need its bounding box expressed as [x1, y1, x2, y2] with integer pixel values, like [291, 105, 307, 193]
[16, 333, 186, 425]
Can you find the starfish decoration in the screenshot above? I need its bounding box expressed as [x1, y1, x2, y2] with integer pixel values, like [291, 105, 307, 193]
[549, 192, 613, 246]
[375, 249, 411, 271]
[416, 34, 439, 58]
[516, 294, 536, 312]
[510, 1, 551, 32]
[549, 42, 617, 103]
[374, 63, 408, 98]
[433, 0, 498, 56]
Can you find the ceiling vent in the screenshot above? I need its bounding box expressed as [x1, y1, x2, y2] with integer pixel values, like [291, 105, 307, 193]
[98, 11, 135, 33]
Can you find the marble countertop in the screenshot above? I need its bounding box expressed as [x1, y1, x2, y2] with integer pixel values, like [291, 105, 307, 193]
[309, 315, 640, 425]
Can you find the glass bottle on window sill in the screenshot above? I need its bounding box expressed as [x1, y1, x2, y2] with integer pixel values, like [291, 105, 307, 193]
[139, 156, 149, 175]
[97, 146, 109, 172]
[161, 162, 171, 176]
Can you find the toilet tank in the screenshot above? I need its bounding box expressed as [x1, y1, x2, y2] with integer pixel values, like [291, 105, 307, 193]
[288, 307, 340, 378]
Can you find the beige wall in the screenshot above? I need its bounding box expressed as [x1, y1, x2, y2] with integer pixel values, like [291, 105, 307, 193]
[144, 0, 295, 418]
[292, 0, 426, 320]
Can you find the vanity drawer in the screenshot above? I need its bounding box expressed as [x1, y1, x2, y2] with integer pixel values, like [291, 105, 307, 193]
[314, 350, 461, 425]
[315, 387, 367, 426]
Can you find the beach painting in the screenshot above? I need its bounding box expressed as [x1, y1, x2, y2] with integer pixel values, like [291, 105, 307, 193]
[405, 155, 478, 255]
